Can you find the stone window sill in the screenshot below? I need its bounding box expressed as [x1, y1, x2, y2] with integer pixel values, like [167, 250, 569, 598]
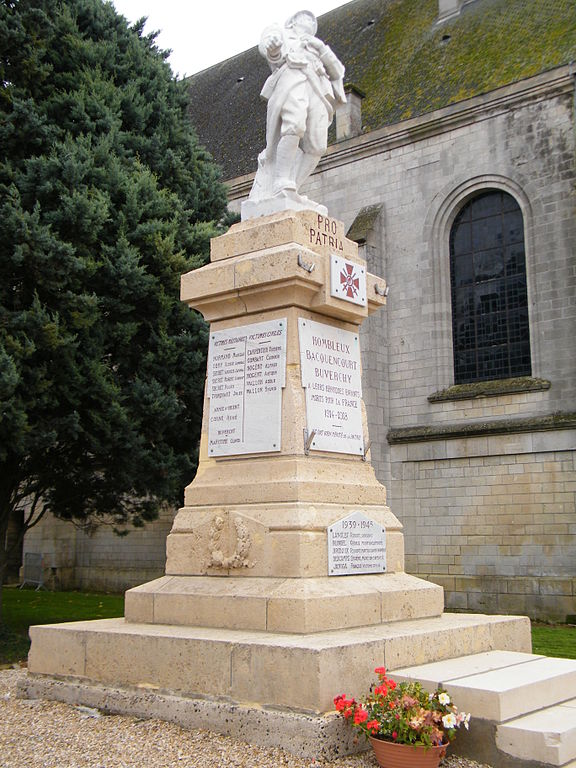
[427, 377, 550, 403]
[387, 411, 576, 444]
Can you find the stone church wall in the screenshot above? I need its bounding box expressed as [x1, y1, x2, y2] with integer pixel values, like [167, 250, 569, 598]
[228, 66, 576, 619]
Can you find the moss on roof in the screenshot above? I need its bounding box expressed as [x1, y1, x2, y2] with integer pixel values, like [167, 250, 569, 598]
[342, 0, 576, 129]
[187, 0, 576, 180]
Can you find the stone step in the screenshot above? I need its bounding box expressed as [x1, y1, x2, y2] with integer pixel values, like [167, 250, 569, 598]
[393, 652, 576, 767]
[496, 699, 576, 767]
[393, 651, 576, 721]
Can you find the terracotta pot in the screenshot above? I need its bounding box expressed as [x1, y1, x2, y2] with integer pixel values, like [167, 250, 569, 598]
[369, 737, 447, 768]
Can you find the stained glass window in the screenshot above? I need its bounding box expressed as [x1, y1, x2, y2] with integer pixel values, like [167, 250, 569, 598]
[450, 191, 531, 383]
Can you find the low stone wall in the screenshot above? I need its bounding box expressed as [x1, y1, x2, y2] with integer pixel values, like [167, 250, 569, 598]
[428, 574, 576, 623]
[22, 507, 175, 593]
[393, 428, 576, 622]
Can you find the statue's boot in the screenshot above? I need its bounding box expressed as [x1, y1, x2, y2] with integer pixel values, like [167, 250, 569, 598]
[295, 148, 322, 189]
[272, 135, 300, 195]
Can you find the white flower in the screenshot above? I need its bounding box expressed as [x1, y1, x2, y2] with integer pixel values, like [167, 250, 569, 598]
[456, 711, 471, 729]
[438, 692, 451, 705]
[442, 713, 457, 729]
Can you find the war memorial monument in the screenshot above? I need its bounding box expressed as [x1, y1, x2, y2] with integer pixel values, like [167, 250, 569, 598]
[21, 11, 576, 766]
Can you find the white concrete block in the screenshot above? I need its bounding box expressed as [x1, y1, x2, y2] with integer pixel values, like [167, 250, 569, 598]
[496, 699, 576, 765]
[393, 650, 545, 687]
[445, 657, 576, 721]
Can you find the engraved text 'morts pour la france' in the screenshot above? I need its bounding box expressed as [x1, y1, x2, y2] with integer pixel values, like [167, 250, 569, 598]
[298, 318, 364, 455]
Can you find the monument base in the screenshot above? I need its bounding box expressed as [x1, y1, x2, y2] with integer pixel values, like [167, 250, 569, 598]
[241, 192, 327, 221]
[124, 573, 445, 633]
[20, 208, 536, 761]
[23, 612, 531, 758]
[19, 672, 360, 760]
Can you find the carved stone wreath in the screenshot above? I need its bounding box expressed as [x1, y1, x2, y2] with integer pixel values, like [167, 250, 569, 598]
[208, 515, 254, 569]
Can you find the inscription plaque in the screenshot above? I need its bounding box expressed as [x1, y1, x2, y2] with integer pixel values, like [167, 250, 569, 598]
[207, 319, 287, 456]
[298, 318, 364, 455]
[328, 511, 386, 576]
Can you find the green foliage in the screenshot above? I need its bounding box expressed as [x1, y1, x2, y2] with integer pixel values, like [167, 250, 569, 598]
[0, 0, 228, 588]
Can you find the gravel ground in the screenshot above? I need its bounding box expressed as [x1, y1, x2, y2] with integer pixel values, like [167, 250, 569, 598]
[1, 668, 493, 768]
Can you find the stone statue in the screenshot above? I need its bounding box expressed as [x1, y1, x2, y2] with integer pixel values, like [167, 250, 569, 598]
[241, 10, 346, 220]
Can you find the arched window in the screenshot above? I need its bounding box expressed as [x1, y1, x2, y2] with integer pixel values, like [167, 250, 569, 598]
[450, 190, 531, 383]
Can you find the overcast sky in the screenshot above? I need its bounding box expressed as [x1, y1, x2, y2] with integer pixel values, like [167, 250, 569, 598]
[110, 1, 346, 77]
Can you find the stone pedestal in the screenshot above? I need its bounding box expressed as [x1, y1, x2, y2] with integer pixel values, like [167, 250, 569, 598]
[125, 209, 444, 633]
[23, 211, 531, 758]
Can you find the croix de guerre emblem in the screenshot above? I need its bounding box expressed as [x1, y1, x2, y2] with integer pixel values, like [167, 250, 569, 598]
[330, 255, 367, 307]
[340, 262, 360, 299]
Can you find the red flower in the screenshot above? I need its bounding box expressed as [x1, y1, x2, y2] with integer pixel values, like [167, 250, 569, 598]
[334, 694, 357, 716]
[374, 684, 388, 696]
[334, 694, 351, 712]
[366, 720, 380, 733]
[354, 708, 368, 725]
[374, 666, 387, 675]
[392, 731, 398, 740]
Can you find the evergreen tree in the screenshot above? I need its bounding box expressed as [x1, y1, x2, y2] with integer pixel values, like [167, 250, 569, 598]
[0, 0, 228, 615]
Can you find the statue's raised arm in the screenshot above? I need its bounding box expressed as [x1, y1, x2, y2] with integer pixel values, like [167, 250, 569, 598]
[241, 10, 346, 220]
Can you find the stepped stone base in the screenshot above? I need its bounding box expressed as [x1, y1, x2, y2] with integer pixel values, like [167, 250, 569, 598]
[124, 572, 444, 633]
[19, 210, 541, 764]
[22, 612, 530, 759]
[19, 673, 358, 760]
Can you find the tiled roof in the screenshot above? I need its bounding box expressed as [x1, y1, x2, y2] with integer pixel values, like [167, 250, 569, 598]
[187, 0, 576, 181]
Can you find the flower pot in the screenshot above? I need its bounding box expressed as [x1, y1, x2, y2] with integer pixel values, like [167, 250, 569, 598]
[369, 737, 447, 768]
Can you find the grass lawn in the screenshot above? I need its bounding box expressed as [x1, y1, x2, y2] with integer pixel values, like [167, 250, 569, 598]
[531, 622, 576, 660]
[0, 586, 124, 666]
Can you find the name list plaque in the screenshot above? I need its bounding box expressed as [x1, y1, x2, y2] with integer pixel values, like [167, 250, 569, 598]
[328, 511, 386, 576]
[298, 318, 364, 455]
[207, 318, 287, 456]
